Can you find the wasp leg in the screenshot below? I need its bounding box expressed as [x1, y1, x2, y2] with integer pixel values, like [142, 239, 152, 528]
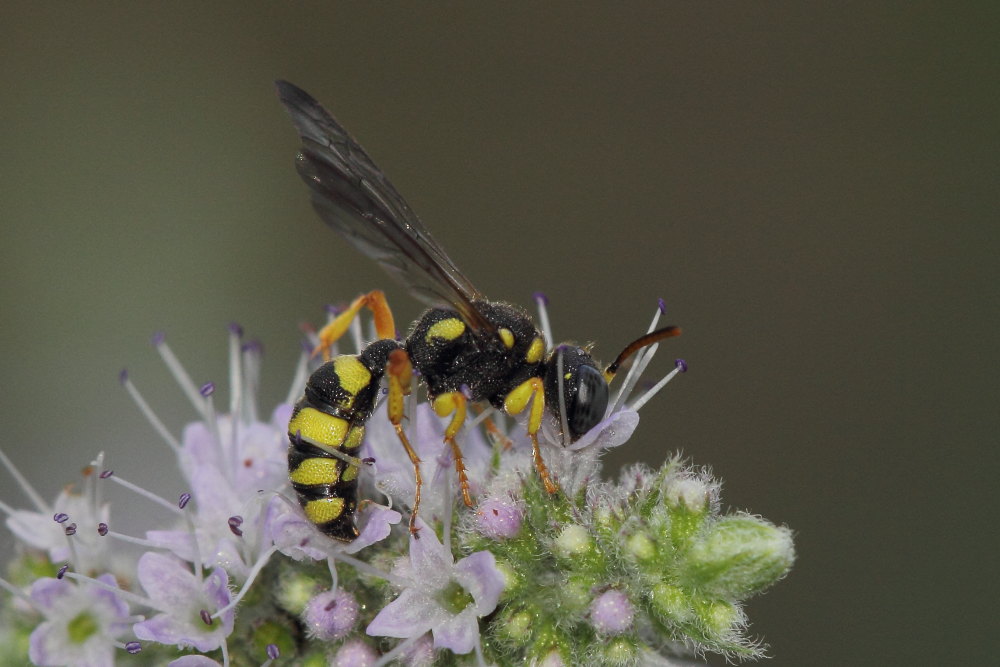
[386, 348, 423, 536]
[315, 290, 396, 360]
[503, 378, 559, 494]
[473, 405, 514, 451]
[431, 392, 474, 507]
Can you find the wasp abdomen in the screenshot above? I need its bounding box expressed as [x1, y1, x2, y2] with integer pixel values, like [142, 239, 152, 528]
[287, 342, 400, 541]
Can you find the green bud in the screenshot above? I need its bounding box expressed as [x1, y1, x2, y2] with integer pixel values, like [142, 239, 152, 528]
[649, 582, 692, 623]
[682, 515, 795, 599]
[494, 558, 520, 594]
[562, 574, 592, 612]
[692, 597, 740, 637]
[553, 524, 592, 559]
[301, 652, 329, 667]
[599, 635, 639, 666]
[502, 609, 533, 644]
[663, 476, 711, 512]
[275, 572, 318, 615]
[251, 620, 296, 663]
[624, 531, 656, 562]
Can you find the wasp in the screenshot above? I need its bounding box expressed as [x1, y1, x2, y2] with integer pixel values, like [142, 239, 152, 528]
[277, 81, 680, 541]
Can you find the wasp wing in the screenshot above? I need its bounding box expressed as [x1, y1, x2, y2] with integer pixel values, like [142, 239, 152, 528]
[276, 80, 494, 333]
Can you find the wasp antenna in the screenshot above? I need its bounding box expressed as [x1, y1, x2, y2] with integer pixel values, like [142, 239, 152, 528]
[604, 326, 682, 381]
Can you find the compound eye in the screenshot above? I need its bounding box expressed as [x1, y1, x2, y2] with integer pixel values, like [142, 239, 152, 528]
[567, 364, 609, 439]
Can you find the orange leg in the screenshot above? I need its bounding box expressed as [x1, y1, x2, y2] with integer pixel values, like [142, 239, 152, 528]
[315, 290, 396, 360]
[473, 405, 515, 450]
[432, 392, 474, 507]
[503, 378, 559, 494]
[386, 348, 423, 536]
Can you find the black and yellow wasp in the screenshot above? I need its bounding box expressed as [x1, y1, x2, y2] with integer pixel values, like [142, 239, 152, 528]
[277, 81, 680, 541]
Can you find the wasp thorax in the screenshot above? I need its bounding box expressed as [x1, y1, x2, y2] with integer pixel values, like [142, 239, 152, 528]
[544, 345, 610, 441]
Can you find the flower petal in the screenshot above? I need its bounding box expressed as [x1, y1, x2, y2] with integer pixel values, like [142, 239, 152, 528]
[431, 607, 479, 655]
[566, 409, 639, 451]
[366, 588, 442, 639]
[341, 503, 401, 555]
[454, 550, 504, 615]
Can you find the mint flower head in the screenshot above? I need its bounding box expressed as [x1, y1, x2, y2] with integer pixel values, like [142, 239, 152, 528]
[0, 300, 794, 665]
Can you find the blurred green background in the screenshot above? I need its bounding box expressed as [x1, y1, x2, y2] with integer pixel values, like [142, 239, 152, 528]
[1, 4, 996, 665]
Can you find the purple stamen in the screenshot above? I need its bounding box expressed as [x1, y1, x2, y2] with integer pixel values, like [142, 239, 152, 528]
[533, 291, 549, 305]
[228, 322, 244, 337]
[100, 469, 114, 479]
[64, 523, 77, 536]
[97, 523, 109, 536]
[56, 565, 68, 579]
[178, 493, 192, 509]
[118, 368, 129, 384]
[460, 384, 472, 399]
[325, 599, 338, 611]
[266, 644, 280, 659]
[675, 358, 688, 373]
[151, 331, 165, 346]
[658, 297, 668, 314]
[53, 513, 69, 524]
[200, 382, 215, 397]
[362, 457, 376, 465]
[125, 642, 142, 654]
[200, 609, 213, 626]
[228, 516, 244, 537]
[242, 340, 264, 355]
[326, 303, 344, 315]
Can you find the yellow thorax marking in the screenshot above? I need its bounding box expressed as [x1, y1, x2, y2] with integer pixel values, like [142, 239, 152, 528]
[526, 337, 545, 364]
[333, 356, 372, 396]
[499, 328, 515, 349]
[290, 457, 341, 486]
[304, 497, 346, 524]
[289, 407, 349, 448]
[425, 317, 466, 343]
[340, 464, 360, 482]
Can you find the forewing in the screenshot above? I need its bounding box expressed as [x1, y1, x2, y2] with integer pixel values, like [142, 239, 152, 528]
[276, 81, 493, 332]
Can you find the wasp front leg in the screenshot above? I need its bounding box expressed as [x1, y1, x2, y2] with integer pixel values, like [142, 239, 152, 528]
[431, 391, 474, 507]
[315, 289, 396, 360]
[503, 377, 559, 494]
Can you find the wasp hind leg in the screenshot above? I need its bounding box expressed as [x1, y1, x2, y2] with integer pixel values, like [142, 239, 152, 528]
[503, 378, 559, 494]
[385, 348, 425, 536]
[315, 290, 396, 360]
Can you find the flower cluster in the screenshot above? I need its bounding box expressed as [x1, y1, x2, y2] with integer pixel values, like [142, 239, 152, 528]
[0, 299, 794, 666]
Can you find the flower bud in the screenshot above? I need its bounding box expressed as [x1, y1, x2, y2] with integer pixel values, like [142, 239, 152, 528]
[681, 516, 795, 599]
[475, 495, 524, 539]
[303, 588, 359, 641]
[589, 589, 634, 635]
[332, 639, 378, 667]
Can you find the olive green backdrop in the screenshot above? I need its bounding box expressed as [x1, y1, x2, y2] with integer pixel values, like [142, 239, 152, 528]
[1, 4, 995, 665]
